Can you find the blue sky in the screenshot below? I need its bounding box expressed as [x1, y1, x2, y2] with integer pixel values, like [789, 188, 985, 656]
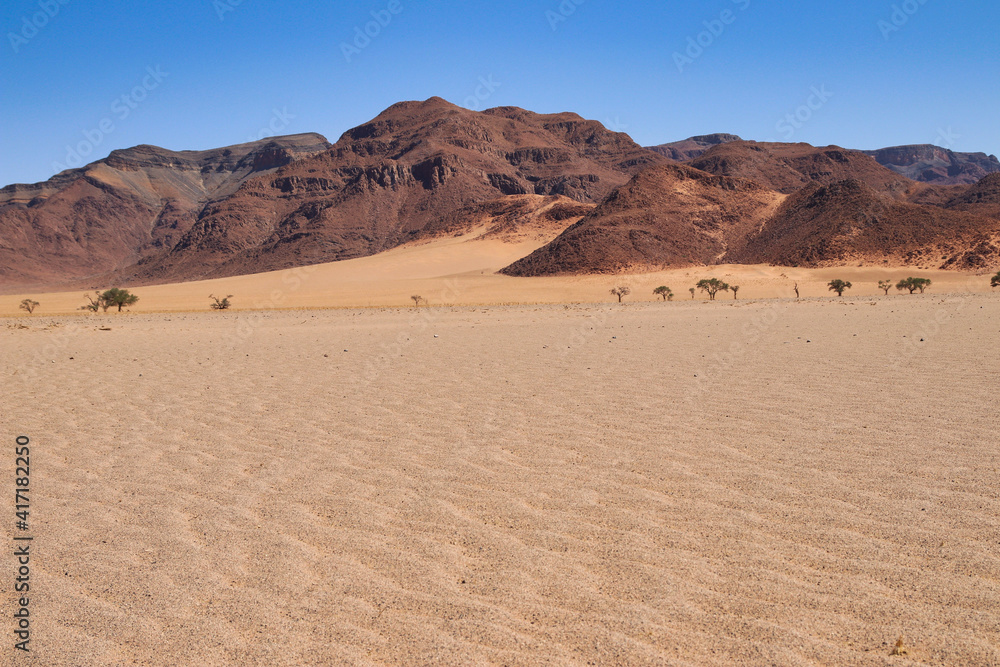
[1, 0, 997, 186]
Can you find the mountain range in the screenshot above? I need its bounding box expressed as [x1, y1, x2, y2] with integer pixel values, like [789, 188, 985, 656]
[2, 97, 998, 290]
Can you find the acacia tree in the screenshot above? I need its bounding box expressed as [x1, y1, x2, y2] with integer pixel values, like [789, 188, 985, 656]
[79, 291, 111, 313]
[827, 279, 852, 296]
[689, 287, 696, 300]
[696, 278, 729, 301]
[18, 299, 39, 314]
[896, 277, 931, 294]
[410, 295, 425, 307]
[992, 271, 1000, 289]
[209, 294, 233, 310]
[101, 288, 139, 312]
[878, 280, 892, 295]
[610, 286, 631, 303]
[730, 285, 740, 300]
[653, 286, 673, 301]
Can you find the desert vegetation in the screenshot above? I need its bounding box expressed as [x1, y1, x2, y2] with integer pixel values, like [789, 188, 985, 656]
[653, 286, 673, 301]
[992, 271, 1000, 288]
[410, 295, 425, 307]
[696, 278, 729, 301]
[827, 279, 852, 296]
[730, 285, 740, 299]
[896, 277, 931, 294]
[610, 286, 631, 303]
[209, 294, 234, 310]
[18, 299, 39, 314]
[878, 280, 892, 295]
[80, 288, 139, 313]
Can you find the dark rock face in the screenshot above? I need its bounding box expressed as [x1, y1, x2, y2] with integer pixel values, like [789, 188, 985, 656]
[0, 99, 662, 288]
[646, 133, 742, 161]
[862, 144, 1000, 185]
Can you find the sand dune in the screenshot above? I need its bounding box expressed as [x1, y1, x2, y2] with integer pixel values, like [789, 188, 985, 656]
[3, 294, 999, 665]
[1, 225, 996, 316]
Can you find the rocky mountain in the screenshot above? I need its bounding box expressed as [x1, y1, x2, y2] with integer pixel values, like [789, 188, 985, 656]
[0, 97, 663, 289]
[863, 145, 1000, 185]
[3, 99, 1000, 289]
[729, 179, 1000, 271]
[502, 164, 783, 275]
[686, 141, 917, 196]
[646, 133, 741, 161]
[0, 134, 331, 288]
[502, 157, 1000, 275]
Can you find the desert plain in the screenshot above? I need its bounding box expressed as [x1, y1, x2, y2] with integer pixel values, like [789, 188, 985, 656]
[2, 232, 999, 666]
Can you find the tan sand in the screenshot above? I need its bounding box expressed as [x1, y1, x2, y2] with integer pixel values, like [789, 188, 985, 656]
[2, 294, 999, 665]
[1, 226, 996, 316]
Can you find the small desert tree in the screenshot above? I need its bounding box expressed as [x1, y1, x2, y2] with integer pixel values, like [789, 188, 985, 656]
[696, 278, 729, 301]
[209, 294, 233, 310]
[878, 280, 892, 295]
[410, 295, 424, 307]
[610, 286, 631, 303]
[827, 279, 851, 297]
[18, 299, 39, 314]
[793, 282, 799, 299]
[653, 286, 673, 301]
[730, 285, 740, 300]
[101, 288, 139, 312]
[896, 277, 931, 294]
[79, 291, 111, 313]
[992, 271, 1000, 289]
[689, 287, 696, 300]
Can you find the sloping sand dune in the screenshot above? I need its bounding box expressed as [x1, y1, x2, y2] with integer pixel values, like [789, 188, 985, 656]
[0, 222, 995, 316]
[2, 295, 998, 665]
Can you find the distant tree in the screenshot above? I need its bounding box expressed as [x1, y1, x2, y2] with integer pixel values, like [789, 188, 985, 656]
[610, 286, 631, 303]
[100, 288, 139, 312]
[410, 295, 425, 307]
[18, 299, 39, 314]
[793, 282, 799, 299]
[79, 291, 111, 313]
[992, 271, 1000, 289]
[696, 278, 729, 301]
[878, 280, 893, 295]
[689, 287, 696, 300]
[896, 277, 931, 294]
[209, 294, 233, 310]
[827, 279, 852, 297]
[653, 285, 673, 301]
[730, 285, 740, 299]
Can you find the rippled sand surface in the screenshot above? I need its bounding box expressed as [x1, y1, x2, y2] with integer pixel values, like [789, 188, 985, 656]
[3, 295, 998, 665]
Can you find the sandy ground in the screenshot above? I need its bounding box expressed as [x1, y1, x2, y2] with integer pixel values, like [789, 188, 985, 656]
[1, 229, 996, 315]
[2, 293, 999, 665]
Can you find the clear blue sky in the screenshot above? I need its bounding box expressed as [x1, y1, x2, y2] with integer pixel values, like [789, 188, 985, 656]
[1, 0, 997, 186]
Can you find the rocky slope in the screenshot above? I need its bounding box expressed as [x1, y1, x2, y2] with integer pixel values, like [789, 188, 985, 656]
[863, 145, 1000, 185]
[0, 134, 331, 288]
[646, 133, 741, 161]
[502, 164, 783, 275]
